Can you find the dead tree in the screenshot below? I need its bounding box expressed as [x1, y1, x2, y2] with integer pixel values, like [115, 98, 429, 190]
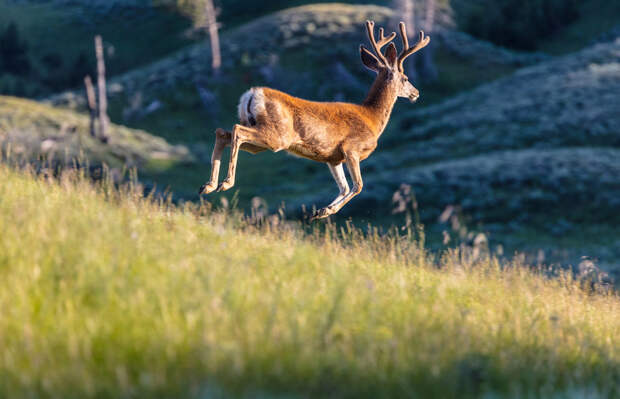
[84, 76, 97, 138]
[95, 35, 110, 143]
[420, 0, 438, 82]
[203, 0, 221, 75]
[391, 0, 418, 81]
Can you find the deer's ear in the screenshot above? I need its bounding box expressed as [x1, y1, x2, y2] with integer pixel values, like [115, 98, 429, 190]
[385, 42, 398, 66]
[360, 45, 381, 72]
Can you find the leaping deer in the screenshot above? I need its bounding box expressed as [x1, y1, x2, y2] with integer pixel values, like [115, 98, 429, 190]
[199, 20, 430, 220]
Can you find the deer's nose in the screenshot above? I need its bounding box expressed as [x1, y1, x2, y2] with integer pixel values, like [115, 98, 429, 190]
[409, 93, 419, 103]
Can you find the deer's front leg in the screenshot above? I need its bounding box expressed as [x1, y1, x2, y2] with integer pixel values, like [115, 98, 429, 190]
[312, 154, 362, 220]
[199, 128, 230, 195]
[312, 163, 350, 220]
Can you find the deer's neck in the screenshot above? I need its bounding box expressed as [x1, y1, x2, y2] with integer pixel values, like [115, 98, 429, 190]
[362, 75, 397, 136]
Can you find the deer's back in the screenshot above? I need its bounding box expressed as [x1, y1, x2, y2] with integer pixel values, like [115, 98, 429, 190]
[239, 87, 378, 163]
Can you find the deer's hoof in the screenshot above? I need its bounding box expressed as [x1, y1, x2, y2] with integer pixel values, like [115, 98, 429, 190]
[310, 207, 331, 221]
[217, 180, 233, 192]
[199, 183, 217, 195]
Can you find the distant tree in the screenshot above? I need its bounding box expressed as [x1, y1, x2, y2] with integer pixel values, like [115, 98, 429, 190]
[160, 0, 222, 75]
[391, 0, 418, 81]
[95, 35, 110, 143]
[419, 0, 438, 82]
[391, 0, 438, 83]
[0, 22, 31, 76]
[202, 0, 221, 75]
[84, 75, 97, 138]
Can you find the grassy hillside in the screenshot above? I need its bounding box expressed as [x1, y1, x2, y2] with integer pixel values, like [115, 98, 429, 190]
[0, 164, 618, 398]
[0, 95, 192, 167]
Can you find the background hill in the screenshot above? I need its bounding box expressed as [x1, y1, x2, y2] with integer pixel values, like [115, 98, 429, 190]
[48, 3, 545, 112]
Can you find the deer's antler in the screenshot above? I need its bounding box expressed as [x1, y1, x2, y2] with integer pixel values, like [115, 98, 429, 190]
[362, 20, 397, 67]
[397, 22, 430, 73]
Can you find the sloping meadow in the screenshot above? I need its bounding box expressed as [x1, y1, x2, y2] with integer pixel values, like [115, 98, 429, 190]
[0, 163, 619, 398]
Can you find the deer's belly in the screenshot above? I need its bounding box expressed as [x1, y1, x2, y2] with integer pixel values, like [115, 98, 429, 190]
[286, 144, 320, 160]
[286, 143, 342, 163]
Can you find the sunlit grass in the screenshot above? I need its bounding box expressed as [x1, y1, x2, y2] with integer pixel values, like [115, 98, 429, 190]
[0, 163, 618, 398]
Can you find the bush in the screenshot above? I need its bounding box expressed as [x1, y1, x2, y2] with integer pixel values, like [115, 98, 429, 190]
[454, 0, 580, 50]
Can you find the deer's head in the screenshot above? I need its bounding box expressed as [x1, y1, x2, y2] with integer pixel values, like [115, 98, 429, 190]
[360, 21, 430, 103]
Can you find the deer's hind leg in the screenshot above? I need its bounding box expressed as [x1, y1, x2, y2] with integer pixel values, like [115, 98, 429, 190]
[217, 124, 282, 192]
[199, 128, 231, 195]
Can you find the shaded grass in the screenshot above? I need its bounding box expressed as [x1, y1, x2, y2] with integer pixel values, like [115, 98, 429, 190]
[0, 163, 618, 398]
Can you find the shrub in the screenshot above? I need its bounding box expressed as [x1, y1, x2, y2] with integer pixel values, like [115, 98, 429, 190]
[453, 0, 580, 50]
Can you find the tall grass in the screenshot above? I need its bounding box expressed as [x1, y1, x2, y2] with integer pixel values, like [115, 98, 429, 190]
[0, 163, 618, 398]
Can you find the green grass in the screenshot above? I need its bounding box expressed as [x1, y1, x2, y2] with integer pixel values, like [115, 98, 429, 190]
[0, 163, 618, 398]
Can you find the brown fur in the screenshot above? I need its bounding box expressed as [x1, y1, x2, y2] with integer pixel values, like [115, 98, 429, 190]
[199, 21, 430, 220]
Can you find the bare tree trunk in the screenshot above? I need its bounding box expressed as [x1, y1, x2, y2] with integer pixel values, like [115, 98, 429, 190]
[204, 0, 221, 75]
[392, 0, 417, 81]
[420, 0, 438, 82]
[424, 0, 435, 33]
[95, 35, 110, 143]
[84, 75, 97, 138]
